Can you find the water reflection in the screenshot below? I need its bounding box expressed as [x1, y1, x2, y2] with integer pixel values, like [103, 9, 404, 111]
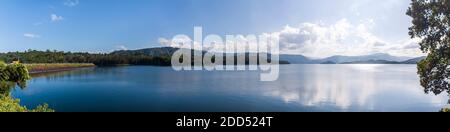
[264, 65, 448, 111]
[10, 65, 450, 112]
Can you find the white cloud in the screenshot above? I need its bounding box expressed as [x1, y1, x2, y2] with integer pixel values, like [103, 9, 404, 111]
[51, 14, 64, 22]
[385, 38, 424, 57]
[158, 18, 424, 58]
[64, 0, 79, 7]
[115, 45, 128, 50]
[24, 33, 40, 39]
[158, 37, 203, 50]
[273, 18, 424, 57]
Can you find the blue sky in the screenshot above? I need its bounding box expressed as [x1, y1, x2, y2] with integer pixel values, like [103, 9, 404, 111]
[0, 0, 421, 57]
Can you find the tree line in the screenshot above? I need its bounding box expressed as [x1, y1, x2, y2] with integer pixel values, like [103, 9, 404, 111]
[408, 0, 450, 108]
[0, 49, 172, 66]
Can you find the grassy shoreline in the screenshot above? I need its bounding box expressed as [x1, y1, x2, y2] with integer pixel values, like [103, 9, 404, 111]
[25, 63, 96, 74]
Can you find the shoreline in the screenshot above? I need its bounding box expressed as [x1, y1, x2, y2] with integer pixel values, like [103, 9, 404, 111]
[25, 63, 96, 74]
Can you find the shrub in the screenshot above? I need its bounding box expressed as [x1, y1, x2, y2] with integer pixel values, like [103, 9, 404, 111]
[0, 95, 54, 112]
[1, 62, 54, 112]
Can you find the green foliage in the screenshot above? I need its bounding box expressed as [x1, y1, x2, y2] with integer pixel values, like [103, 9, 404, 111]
[1, 62, 54, 112]
[0, 81, 15, 95]
[1, 62, 31, 88]
[407, 0, 450, 99]
[0, 95, 54, 112]
[0, 95, 27, 112]
[29, 103, 54, 112]
[5, 63, 31, 82]
[0, 61, 7, 81]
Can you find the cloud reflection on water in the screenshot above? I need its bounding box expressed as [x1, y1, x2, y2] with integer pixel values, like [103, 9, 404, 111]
[265, 64, 448, 111]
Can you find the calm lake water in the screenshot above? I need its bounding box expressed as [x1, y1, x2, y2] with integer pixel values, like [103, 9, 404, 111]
[10, 64, 449, 112]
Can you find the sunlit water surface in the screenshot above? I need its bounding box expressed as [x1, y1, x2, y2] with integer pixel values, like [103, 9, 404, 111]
[10, 64, 448, 112]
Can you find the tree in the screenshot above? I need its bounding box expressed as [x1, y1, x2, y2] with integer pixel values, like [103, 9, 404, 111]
[407, 0, 450, 100]
[1, 61, 53, 112]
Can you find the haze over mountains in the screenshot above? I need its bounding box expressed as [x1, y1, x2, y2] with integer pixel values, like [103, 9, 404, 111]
[279, 53, 424, 64]
[112, 47, 426, 64]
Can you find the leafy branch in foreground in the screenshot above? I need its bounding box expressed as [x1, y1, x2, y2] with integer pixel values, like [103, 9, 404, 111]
[0, 49, 172, 66]
[407, 0, 450, 101]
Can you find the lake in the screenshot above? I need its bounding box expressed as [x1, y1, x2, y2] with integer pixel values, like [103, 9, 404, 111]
[10, 64, 449, 112]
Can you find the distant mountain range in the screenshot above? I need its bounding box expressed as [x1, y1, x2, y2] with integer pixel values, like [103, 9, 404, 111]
[318, 53, 411, 63]
[401, 56, 426, 64]
[111, 47, 179, 57]
[280, 53, 425, 64]
[112, 47, 425, 64]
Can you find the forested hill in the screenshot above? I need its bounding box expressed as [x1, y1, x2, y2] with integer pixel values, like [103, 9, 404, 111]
[0, 49, 173, 66]
[0, 47, 424, 66]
